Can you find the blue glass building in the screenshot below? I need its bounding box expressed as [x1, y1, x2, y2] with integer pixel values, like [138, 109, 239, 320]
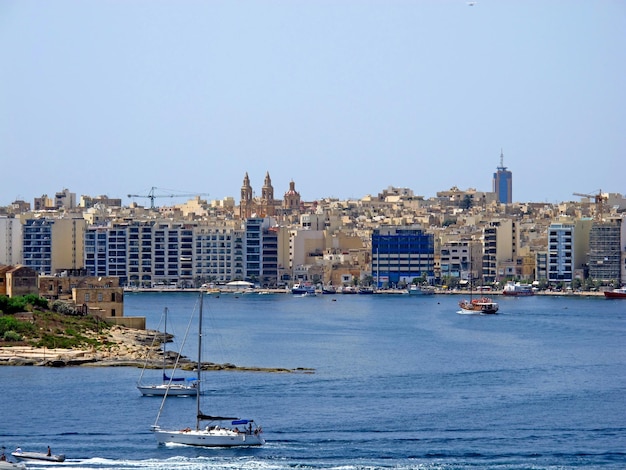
[372, 227, 434, 288]
[493, 150, 512, 204]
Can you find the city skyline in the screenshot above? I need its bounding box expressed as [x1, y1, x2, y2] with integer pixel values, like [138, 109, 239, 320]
[1, 1, 623, 205]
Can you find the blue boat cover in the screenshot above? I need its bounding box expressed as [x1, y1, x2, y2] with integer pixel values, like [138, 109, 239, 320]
[163, 373, 186, 382]
[231, 420, 249, 425]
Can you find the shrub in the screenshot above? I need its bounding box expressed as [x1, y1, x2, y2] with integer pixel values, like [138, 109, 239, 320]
[0, 316, 35, 336]
[3, 330, 22, 342]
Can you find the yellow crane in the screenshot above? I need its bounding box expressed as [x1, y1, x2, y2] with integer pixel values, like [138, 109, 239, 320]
[127, 187, 210, 209]
[573, 189, 607, 221]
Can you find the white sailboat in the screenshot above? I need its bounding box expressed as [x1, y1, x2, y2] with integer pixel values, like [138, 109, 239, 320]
[137, 307, 198, 397]
[151, 292, 265, 447]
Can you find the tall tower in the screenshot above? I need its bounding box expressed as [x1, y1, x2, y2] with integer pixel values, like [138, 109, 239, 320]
[260, 171, 275, 216]
[240, 172, 253, 219]
[493, 149, 512, 204]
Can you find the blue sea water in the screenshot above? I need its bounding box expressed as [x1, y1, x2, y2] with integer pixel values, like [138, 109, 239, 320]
[1, 292, 625, 469]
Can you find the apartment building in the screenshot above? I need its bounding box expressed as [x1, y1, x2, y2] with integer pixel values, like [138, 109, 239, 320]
[21, 216, 86, 275]
[587, 218, 624, 284]
[547, 219, 592, 284]
[482, 219, 517, 283]
[195, 225, 243, 285]
[440, 239, 482, 282]
[0, 216, 22, 266]
[371, 226, 434, 288]
[244, 217, 279, 287]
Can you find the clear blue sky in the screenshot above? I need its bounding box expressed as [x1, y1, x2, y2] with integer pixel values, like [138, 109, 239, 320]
[1, 0, 624, 206]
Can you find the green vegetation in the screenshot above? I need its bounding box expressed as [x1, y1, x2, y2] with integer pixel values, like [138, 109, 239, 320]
[0, 295, 112, 349]
[0, 294, 48, 314]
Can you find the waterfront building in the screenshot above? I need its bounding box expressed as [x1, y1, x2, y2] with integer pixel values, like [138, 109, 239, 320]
[482, 219, 517, 283]
[22, 216, 86, 275]
[535, 251, 548, 281]
[371, 226, 434, 288]
[194, 224, 243, 285]
[439, 239, 482, 284]
[493, 150, 512, 204]
[587, 218, 624, 284]
[547, 218, 592, 285]
[244, 217, 278, 286]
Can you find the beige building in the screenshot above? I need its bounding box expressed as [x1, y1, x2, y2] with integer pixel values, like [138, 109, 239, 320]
[0, 216, 22, 266]
[52, 217, 87, 272]
[483, 218, 518, 283]
[39, 273, 144, 329]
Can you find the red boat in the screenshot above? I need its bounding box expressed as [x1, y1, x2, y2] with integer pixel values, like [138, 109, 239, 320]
[604, 288, 626, 299]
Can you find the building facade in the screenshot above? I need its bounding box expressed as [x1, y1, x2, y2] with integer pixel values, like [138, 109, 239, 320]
[587, 218, 623, 284]
[482, 219, 517, 283]
[547, 219, 592, 284]
[0, 216, 22, 266]
[371, 226, 434, 288]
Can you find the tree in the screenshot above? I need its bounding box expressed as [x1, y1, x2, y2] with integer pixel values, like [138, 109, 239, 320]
[461, 195, 473, 210]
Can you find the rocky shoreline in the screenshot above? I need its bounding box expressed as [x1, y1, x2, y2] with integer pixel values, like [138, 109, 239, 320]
[0, 324, 310, 373]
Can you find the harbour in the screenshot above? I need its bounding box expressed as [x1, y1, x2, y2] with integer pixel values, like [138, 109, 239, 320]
[1, 293, 624, 469]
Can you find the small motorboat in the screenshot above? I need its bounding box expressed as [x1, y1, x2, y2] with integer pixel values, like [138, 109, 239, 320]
[0, 462, 26, 470]
[12, 449, 65, 463]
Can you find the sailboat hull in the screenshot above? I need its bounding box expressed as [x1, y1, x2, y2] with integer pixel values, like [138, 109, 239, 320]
[137, 383, 198, 396]
[153, 427, 265, 447]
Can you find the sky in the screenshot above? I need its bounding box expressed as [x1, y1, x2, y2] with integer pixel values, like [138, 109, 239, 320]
[1, 0, 624, 207]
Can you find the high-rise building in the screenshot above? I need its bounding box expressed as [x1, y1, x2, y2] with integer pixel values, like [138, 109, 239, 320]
[482, 218, 517, 283]
[588, 218, 623, 283]
[547, 219, 592, 285]
[493, 150, 512, 204]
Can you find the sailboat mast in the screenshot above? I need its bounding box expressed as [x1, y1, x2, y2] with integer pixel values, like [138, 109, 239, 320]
[163, 307, 168, 376]
[195, 292, 203, 430]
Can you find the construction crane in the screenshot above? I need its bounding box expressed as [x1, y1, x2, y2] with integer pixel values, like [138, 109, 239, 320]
[573, 189, 607, 221]
[127, 187, 210, 209]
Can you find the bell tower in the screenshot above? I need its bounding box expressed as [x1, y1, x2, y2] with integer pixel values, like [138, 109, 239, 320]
[260, 171, 275, 216]
[240, 172, 253, 218]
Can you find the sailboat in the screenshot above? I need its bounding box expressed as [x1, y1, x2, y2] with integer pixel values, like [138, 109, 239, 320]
[137, 307, 198, 397]
[458, 265, 499, 315]
[151, 291, 265, 447]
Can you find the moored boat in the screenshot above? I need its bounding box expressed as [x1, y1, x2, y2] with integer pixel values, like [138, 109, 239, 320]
[408, 285, 435, 295]
[604, 287, 626, 299]
[136, 307, 198, 397]
[502, 281, 534, 296]
[321, 285, 336, 294]
[291, 282, 316, 295]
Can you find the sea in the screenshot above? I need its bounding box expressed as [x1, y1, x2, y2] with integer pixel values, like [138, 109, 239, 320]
[1, 292, 625, 470]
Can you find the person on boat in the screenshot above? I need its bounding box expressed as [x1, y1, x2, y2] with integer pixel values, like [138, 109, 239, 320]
[1, 452, 6, 461]
[14, 448, 21, 454]
[47, 446, 52, 457]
